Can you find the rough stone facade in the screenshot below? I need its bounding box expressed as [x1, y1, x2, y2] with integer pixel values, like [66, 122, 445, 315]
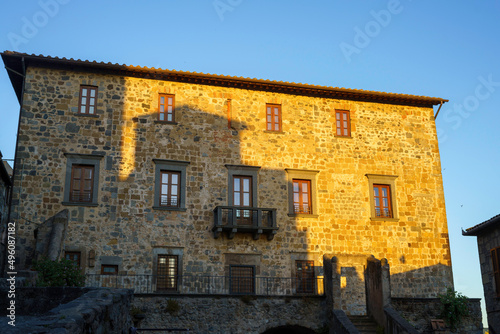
[463, 214, 500, 333]
[132, 295, 327, 333]
[4, 52, 454, 324]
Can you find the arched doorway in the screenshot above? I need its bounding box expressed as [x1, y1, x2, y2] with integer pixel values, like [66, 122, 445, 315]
[261, 325, 316, 334]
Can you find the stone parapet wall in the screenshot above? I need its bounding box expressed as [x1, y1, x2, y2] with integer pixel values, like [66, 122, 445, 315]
[391, 297, 483, 333]
[133, 294, 327, 333]
[0, 287, 132, 333]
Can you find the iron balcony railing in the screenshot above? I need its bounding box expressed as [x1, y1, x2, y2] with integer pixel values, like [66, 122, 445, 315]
[85, 274, 324, 296]
[212, 206, 279, 240]
[375, 207, 392, 218]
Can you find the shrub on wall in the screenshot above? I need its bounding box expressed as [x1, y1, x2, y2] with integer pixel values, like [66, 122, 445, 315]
[33, 257, 85, 287]
[439, 288, 469, 331]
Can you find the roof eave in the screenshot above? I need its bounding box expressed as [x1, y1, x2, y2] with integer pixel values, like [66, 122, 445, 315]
[1, 51, 448, 107]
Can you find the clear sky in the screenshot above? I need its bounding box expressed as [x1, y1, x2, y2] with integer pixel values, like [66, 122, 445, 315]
[1, 0, 498, 326]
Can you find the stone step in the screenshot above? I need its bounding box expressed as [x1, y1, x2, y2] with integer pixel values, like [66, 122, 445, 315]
[348, 315, 380, 334]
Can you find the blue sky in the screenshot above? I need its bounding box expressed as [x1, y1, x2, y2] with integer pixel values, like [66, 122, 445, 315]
[1, 0, 498, 326]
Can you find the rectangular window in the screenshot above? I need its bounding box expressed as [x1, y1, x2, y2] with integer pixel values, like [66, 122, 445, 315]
[230, 265, 255, 294]
[159, 94, 175, 122]
[157, 255, 178, 291]
[70, 165, 94, 203]
[160, 171, 180, 207]
[492, 247, 500, 297]
[293, 179, 311, 214]
[79, 86, 97, 115]
[335, 110, 350, 137]
[233, 176, 252, 225]
[296, 260, 315, 293]
[373, 184, 392, 218]
[101, 264, 118, 275]
[266, 104, 281, 132]
[65, 251, 81, 268]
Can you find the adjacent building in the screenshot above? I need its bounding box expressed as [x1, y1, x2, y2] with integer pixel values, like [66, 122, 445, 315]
[2, 51, 454, 316]
[0, 151, 13, 274]
[463, 214, 500, 333]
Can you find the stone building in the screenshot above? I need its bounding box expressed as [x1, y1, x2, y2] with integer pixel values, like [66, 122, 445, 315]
[0, 151, 13, 274]
[2, 51, 454, 320]
[463, 214, 500, 333]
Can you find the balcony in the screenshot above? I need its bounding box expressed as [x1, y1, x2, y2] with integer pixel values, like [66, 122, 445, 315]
[212, 206, 279, 240]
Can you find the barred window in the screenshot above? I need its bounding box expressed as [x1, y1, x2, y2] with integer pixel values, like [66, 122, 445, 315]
[157, 255, 178, 291]
[230, 265, 255, 294]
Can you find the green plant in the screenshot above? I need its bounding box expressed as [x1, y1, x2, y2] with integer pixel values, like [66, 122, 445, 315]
[165, 299, 180, 314]
[33, 257, 85, 287]
[130, 306, 145, 317]
[438, 288, 469, 331]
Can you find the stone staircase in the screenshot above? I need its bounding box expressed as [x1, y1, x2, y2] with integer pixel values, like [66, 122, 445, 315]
[348, 315, 380, 334]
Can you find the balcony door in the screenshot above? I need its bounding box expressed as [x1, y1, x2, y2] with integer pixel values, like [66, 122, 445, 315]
[233, 176, 252, 225]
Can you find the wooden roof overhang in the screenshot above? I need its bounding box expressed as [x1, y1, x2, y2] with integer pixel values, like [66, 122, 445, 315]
[2, 51, 448, 108]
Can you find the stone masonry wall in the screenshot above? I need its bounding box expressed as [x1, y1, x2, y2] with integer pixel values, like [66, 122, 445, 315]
[11, 65, 452, 300]
[0, 287, 132, 334]
[477, 226, 500, 333]
[132, 295, 327, 334]
[391, 297, 483, 334]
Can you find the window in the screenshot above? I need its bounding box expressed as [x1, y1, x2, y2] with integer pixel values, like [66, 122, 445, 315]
[69, 165, 94, 203]
[373, 184, 392, 218]
[492, 247, 500, 297]
[226, 165, 260, 207]
[266, 104, 281, 132]
[79, 86, 98, 115]
[335, 110, 350, 137]
[366, 174, 398, 220]
[160, 171, 180, 207]
[286, 169, 319, 216]
[101, 264, 118, 275]
[159, 94, 175, 122]
[293, 179, 312, 214]
[230, 265, 255, 294]
[153, 159, 189, 211]
[296, 260, 315, 293]
[65, 251, 81, 268]
[157, 255, 178, 291]
[63, 153, 104, 206]
[233, 175, 253, 225]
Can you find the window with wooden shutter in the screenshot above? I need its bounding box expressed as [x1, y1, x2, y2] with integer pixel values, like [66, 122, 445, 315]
[79, 86, 98, 115]
[335, 110, 350, 137]
[70, 165, 94, 203]
[266, 104, 282, 132]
